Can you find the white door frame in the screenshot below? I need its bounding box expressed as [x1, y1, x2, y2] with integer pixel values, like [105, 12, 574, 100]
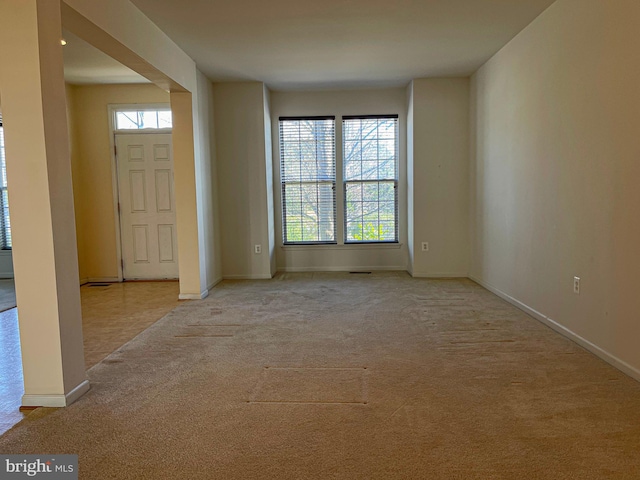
[108, 103, 172, 282]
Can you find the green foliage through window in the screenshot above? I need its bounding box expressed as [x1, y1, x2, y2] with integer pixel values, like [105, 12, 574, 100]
[279, 117, 336, 244]
[279, 114, 398, 245]
[343, 116, 398, 243]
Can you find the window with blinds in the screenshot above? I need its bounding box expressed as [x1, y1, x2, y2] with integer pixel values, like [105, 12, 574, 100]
[279, 117, 336, 244]
[343, 115, 398, 243]
[0, 115, 11, 250]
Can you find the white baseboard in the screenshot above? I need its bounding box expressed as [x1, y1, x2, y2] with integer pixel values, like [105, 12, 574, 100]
[207, 277, 223, 292]
[179, 289, 209, 300]
[540, 316, 640, 382]
[80, 278, 121, 286]
[277, 266, 407, 273]
[22, 379, 90, 408]
[412, 272, 468, 278]
[469, 275, 640, 383]
[222, 274, 274, 280]
[87, 277, 120, 283]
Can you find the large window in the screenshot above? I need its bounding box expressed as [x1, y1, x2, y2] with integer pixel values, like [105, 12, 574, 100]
[0, 115, 11, 250]
[343, 115, 398, 243]
[279, 117, 336, 244]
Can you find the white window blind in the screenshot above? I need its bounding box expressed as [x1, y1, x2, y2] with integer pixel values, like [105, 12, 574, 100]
[279, 117, 336, 244]
[343, 115, 398, 243]
[0, 115, 11, 250]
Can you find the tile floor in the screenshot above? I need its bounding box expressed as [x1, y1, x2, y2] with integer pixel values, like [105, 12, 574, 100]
[0, 280, 182, 436]
[0, 278, 16, 312]
[0, 308, 23, 435]
[80, 281, 182, 367]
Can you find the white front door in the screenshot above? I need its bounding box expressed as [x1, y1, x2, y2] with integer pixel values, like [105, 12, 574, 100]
[116, 133, 178, 279]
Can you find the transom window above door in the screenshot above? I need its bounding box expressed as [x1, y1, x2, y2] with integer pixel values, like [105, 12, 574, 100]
[114, 109, 172, 130]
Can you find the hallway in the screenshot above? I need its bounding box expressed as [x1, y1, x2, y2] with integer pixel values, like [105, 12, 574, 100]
[0, 281, 181, 435]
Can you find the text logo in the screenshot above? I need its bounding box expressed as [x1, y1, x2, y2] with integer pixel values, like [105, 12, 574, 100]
[0, 455, 77, 479]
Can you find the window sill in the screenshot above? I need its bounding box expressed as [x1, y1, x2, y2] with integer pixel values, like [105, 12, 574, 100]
[281, 243, 403, 251]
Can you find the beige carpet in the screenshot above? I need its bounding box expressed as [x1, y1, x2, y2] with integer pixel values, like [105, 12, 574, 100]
[1, 272, 640, 479]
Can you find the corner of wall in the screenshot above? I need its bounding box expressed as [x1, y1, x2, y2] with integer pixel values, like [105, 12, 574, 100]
[206, 78, 223, 285]
[406, 81, 415, 273]
[468, 73, 478, 280]
[195, 69, 222, 291]
[65, 83, 86, 283]
[262, 84, 276, 277]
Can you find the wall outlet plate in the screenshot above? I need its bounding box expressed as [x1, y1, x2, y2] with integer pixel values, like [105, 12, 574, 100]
[421, 242, 429, 252]
[254, 244, 262, 254]
[573, 276, 580, 294]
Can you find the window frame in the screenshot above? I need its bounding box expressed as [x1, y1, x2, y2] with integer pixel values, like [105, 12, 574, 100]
[0, 115, 11, 250]
[342, 114, 399, 244]
[111, 104, 173, 132]
[279, 116, 337, 245]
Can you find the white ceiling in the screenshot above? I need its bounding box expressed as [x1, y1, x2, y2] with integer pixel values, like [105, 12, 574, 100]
[62, 30, 149, 85]
[64, 0, 557, 90]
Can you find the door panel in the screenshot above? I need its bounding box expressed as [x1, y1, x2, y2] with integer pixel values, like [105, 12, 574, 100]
[153, 144, 171, 161]
[129, 171, 147, 212]
[132, 225, 150, 263]
[157, 224, 175, 263]
[154, 170, 172, 212]
[116, 133, 178, 279]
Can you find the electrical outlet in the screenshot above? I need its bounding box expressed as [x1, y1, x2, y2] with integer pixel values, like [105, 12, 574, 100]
[254, 244, 262, 254]
[573, 276, 580, 295]
[421, 242, 429, 252]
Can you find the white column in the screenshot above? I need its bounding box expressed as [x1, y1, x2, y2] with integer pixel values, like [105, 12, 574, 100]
[0, 0, 88, 406]
[171, 91, 208, 299]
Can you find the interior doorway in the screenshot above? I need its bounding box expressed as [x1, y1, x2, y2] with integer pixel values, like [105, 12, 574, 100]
[112, 107, 178, 280]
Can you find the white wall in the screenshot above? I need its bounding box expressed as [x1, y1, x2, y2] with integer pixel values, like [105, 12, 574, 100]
[213, 82, 273, 279]
[409, 78, 470, 277]
[0, 0, 87, 403]
[195, 71, 222, 289]
[471, 0, 640, 378]
[270, 88, 408, 272]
